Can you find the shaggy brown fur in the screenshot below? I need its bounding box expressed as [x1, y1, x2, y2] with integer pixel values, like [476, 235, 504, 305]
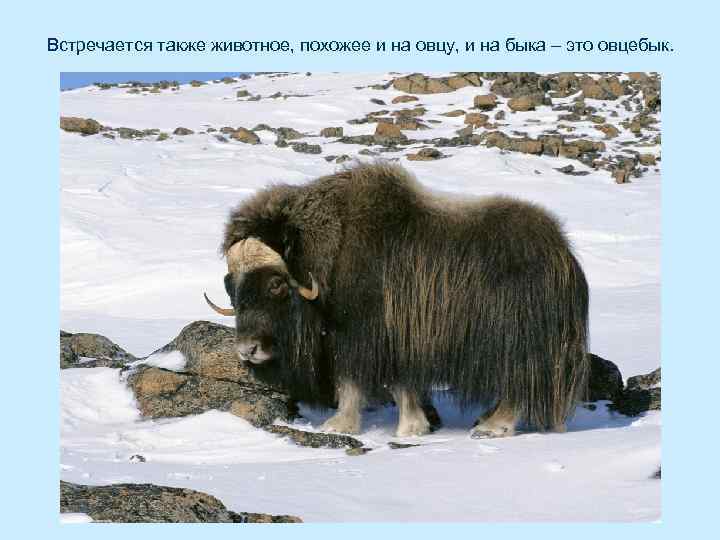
[222, 162, 589, 430]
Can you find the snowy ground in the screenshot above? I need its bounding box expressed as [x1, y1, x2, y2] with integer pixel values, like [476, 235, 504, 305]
[60, 72, 661, 522]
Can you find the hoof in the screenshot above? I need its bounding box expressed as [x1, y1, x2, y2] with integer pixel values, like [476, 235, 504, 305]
[396, 417, 431, 437]
[320, 415, 361, 435]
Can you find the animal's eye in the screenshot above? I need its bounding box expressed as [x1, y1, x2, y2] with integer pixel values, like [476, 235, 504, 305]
[268, 276, 288, 297]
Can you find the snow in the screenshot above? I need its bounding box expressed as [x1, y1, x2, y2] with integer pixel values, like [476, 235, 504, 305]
[129, 350, 187, 372]
[60, 72, 660, 522]
[60, 513, 94, 524]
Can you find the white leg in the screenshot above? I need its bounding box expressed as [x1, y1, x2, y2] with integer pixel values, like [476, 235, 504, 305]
[320, 380, 364, 434]
[470, 401, 518, 439]
[392, 387, 431, 437]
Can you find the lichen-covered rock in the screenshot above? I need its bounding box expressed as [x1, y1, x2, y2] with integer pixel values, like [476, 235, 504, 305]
[60, 481, 302, 523]
[290, 142, 322, 154]
[60, 330, 136, 369]
[127, 365, 296, 425]
[610, 367, 661, 416]
[264, 425, 363, 449]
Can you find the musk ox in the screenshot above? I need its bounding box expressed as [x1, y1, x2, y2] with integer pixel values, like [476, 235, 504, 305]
[204, 163, 589, 438]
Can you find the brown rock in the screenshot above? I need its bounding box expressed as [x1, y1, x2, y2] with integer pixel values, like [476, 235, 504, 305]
[132, 367, 187, 396]
[392, 95, 419, 104]
[60, 116, 102, 135]
[320, 126, 343, 137]
[473, 94, 497, 111]
[595, 124, 620, 139]
[230, 127, 260, 144]
[374, 122, 406, 142]
[508, 95, 543, 112]
[407, 147, 445, 161]
[639, 153, 657, 166]
[441, 109, 466, 117]
[464, 112, 489, 128]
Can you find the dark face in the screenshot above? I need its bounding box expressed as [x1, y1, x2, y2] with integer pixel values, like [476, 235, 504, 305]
[224, 267, 291, 365]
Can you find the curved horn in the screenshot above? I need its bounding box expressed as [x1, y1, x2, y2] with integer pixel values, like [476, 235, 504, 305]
[296, 273, 319, 301]
[204, 292, 235, 316]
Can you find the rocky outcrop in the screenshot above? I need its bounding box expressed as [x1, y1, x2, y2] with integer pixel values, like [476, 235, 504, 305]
[60, 481, 302, 523]
[406, 148, 445, 161]
[588, 353, 624, 401]
[392, 72, 483, 94]
[60, 330, 136, 369]
[611, 368, 661, 416]
[126, 321, 296, 427]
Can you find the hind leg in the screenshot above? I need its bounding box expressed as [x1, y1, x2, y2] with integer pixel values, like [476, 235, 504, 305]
[471, 401, 519, 439]
[392, 387, 431, 437]
[321, 380, 364, 434]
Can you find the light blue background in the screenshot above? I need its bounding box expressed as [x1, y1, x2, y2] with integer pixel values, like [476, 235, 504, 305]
[1, 0, 718, 536]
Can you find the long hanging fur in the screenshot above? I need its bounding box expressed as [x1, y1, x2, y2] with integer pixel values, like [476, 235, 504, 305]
[224, 162, 590, 430]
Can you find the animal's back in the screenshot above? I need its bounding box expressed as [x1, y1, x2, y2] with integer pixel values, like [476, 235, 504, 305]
[320, 164, 589, 428]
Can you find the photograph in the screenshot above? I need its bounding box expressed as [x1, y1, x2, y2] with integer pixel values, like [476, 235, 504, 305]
[58, 71, 661, 523]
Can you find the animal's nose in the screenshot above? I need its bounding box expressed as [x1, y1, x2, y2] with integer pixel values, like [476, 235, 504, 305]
[237, 342, 259, 358]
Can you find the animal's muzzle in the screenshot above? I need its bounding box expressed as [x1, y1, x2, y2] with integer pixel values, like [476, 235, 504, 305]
[236, 339, 271, 364]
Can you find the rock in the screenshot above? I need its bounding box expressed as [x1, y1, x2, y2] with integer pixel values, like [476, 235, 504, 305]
[190, 80, 205, 87]
[488, 72, 548, 98]
[455, 126, 473, 137]
[264, 425, 363, 449]
[116, 127, 144, 139]
[60, 331, 136, 369]
[639, 153, 657, 166]
[391, 106, 426, 119]
[494, 110, 506, 121]
[60, 481, 301, 523]
[609, 367, 661, 416]
[626, 367, 661, 391]
[392, 72, 483, 94]
[395, 118, 428, 130]
[595, 124, 620, 139]
[388, 442, 420, 449]
[156, 132, 169, 141]
[392, 95, 419, 104]
[508, 94, 544, 112]
[441, 109, 466, 117]
[588, 353, 624, 401]
[290, 142, 322, 154]
[276, 127, 304, 140]
[320, 126, 343, 137]
[374, 122, 407, 144]
[464, 112, 489, 128]
[173, 127, 194, 136]
[230, 127, 260, 144]
[407, 148, 445, 161]
[236, 89, 250, 98]
[581, 76, 626, 100]
[127, 365, 295, 426]
[370, 98, 386, 105]
[60, 116, 102, 135]
[473, 94, 498, 111]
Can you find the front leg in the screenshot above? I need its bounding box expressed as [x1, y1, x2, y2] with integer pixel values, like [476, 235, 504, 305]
[392, 387, 431, 437]
[320, 380, 364, 434]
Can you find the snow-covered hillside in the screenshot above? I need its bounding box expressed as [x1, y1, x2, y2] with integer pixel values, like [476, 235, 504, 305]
[60, 72, 661, 522]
